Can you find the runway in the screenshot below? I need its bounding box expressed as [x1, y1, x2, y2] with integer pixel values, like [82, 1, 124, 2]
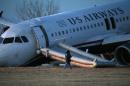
[0, 67, 130, 86]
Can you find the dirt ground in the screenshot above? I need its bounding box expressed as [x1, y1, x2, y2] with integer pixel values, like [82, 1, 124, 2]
[0, 67, 130, 86]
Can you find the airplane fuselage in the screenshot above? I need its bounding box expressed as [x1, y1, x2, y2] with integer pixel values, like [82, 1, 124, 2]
[42, 0, 130, 51]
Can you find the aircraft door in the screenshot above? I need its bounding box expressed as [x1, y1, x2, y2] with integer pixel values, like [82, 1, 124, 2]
[32, 26, 46, 49]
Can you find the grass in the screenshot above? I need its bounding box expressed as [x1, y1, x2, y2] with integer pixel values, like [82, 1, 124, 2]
[0, 67, 130, 86]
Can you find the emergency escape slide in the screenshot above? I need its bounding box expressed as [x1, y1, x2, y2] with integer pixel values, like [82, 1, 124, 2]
[41, 43, 116, 68]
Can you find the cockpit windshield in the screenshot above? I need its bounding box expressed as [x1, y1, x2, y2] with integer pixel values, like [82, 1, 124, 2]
[3, 37, 14, 44]
[15, 37, 22, 43]
[21, 36, 28, 42]
[0, 36, 29, 44]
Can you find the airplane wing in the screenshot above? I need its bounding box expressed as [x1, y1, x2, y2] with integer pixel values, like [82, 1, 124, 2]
[0, 11, 14, 26]
[102, 34, 130, 45]
[75, 33, 130, 48]
[57, 34, 130, 68]
[40, 43, 116, 68]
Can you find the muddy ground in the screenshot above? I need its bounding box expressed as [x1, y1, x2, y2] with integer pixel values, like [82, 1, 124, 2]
[0, 67, 130, 86]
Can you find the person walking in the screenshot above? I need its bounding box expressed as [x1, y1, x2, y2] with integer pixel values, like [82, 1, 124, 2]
[64, 50, 72, 69]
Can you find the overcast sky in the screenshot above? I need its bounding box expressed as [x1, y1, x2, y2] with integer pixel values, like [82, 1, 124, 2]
[0, 0, 120, 22]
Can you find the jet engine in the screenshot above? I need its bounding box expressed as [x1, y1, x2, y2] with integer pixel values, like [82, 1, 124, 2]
[115, 42, 130, 65]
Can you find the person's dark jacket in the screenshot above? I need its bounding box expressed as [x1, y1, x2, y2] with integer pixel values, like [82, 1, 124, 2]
[65, 51, 72, 63]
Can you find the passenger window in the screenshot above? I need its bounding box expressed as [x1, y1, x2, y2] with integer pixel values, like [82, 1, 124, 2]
[101, 22, 104, 26]
[80, 27, 83, 30]
[120, 18, 122, 22]
[69, 29, 72, 33]
[73, 28, 75, 32]
[55, 32, 57, 36]
[126, 16, 129, 20]
[51, 33, 54, 37]
[97, 23, 100, 27]
[116, 19, 119, 23]
[76, 27, 79, 32]
[66, 30, 68, 34]
[83, 26, 86, 30]
[58, 31, 61, 36]
[15, 37, 22, 43]
[123, 17, 125, 21]
[87, 25, 89, 29]
[90, 24, 93, 28]
[21, 36, 29, 42]
[62, 31, 65, 35]
[3, 37, 14, 44]
[94, 24, 97, 28]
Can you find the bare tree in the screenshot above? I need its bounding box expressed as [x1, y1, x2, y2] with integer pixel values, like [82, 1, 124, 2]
[16, 0, 59, 21]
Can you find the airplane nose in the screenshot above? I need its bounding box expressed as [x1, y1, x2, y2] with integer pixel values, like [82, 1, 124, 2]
[0, 45, 12, 66]
[0, 53, 8, 66]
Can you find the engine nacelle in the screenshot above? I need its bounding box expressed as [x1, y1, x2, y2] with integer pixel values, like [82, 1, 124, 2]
[115, 42, 130, 65]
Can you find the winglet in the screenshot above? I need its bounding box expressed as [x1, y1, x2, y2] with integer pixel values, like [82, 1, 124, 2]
[0, 11, 3, 17]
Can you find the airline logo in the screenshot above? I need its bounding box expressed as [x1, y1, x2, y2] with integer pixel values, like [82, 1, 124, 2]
[56, 7, 125, 27]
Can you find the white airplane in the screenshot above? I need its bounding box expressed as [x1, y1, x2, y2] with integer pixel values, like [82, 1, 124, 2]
[0, 0, 130, 67]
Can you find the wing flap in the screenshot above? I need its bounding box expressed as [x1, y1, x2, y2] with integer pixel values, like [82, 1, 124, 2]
[76, 33, 117, 48]
[84, 33, 130, 47]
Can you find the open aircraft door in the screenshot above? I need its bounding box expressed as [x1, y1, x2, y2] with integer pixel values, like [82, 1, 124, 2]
[32, 26, 48, 49]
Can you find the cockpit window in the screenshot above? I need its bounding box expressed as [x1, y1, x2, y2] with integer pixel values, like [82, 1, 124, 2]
[3, 26, 9, 32]
[15, 37, 22, 43]
[1, 36, 28, 44]
[21, 36, 29, 42]
[3, 37, 14, 44]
